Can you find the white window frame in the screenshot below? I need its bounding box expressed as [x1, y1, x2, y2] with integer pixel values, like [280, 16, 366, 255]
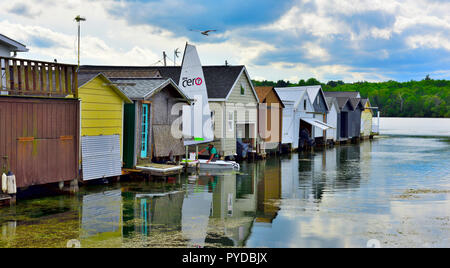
[211, 111, 215, 131]
[228, 111, 234, 132]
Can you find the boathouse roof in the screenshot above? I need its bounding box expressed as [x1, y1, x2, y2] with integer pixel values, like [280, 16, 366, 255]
[0, 34, 28, 53]
[109, 77, 191, 103]
[79, 65, 247, 100]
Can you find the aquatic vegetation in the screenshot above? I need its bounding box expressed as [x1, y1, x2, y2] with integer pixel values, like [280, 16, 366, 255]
[396, 189, 450, 199]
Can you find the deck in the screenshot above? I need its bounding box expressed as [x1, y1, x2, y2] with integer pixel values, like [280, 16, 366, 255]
[0, 56, 78, 97]
[135, 163, 183, 176]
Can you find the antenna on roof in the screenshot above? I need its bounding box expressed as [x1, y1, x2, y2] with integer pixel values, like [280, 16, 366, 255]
[174, 48, 180, 66]
[74, 15, 86, 68]
[162, 51, 167, 66]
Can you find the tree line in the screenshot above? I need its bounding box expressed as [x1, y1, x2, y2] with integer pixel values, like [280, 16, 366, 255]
[252, 76, 450, 118]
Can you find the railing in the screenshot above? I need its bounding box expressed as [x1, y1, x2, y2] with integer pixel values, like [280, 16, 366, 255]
[0, 56, 78, 98]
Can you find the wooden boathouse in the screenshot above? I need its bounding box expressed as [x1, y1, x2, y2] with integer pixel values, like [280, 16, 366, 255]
[255, 86, 284, 154]
[77, 73, 133, 181]
[112, 78, 191, 175]
[0, 55, 79, 190]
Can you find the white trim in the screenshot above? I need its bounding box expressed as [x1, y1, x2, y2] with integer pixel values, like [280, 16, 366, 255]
[227, 110, 235, 132]
[0, 34, 28, 52]
[208, 98, 227, 102]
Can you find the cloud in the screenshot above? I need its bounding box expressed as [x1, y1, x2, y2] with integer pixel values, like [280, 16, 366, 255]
[107, 0, 295, 42]
[0, 0, 449, 82]
[407, 34, 450, 51]
[8, 2, 41, 18]
[302, 42, 330, 62]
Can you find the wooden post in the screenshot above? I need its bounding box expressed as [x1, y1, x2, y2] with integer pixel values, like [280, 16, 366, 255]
[12, 60, 18, 91]
[48, 64, 54, 94]
[70, 179, 79, 194]
[4, 59, 10, 93]
[10, 194, 16, 205]
[0, 59, 3, 92]
[195, 145, 199, 174]
[185, 146, 188, 173]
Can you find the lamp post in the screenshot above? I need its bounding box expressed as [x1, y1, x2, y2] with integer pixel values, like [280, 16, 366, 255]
[74, 15, 86, 68]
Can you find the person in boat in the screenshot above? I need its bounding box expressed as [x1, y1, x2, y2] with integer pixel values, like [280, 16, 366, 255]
[199, 144, 219, 164]
[300, 128, 315, 148]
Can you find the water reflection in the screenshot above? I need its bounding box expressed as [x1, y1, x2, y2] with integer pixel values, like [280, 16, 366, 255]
[0, 137, 449, 248]
[80, 190, 123, 247]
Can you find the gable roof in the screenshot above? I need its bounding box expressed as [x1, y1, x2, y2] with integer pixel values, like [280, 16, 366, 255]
[255, 86, 285, 108]
[335, 97, 354, 111]
[304, 85, 329, 112]
[325, 97, 340, 112]
[323, 91, 360, 98]
[305, 86, 321, 105]
[360, 98, 371, 107]
[349, 98, 363, 109]
[78, 73, 132, 104]
[109, 78, 191, 103]
[79, 65, 252, 100]
[78, 67, 162, 79]
[78, 73, 98, 88]
[0, 34, 28, 53]
[274, 87, 308, 109]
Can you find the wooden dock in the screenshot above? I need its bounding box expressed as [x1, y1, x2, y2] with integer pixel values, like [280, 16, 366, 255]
[135, 163, 183, 176]
[0, 194, 11, 206]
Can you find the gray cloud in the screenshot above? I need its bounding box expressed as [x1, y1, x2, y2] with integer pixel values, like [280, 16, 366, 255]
[8, 2, 41, 18]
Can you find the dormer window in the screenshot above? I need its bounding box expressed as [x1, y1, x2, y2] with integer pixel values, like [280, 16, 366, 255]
[304, 100, 307, 110]
[240, 83, 245, 95]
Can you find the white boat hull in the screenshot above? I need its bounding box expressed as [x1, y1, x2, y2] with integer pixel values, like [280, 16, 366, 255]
[182, 159, 240, 170]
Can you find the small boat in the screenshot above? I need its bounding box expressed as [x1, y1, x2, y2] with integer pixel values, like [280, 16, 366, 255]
[198, 159, 240, 170]
[182, 159, 240, 171]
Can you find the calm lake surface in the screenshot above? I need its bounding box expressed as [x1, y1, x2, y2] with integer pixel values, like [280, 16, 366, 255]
[1, 118, 449, 248]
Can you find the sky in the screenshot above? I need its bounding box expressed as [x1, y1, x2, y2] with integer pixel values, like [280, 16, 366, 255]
[1, 0, 449, 83]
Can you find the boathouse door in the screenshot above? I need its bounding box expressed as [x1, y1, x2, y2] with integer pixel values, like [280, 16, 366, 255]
[341, 112, 348, 138]
[141, 103, 150, 158]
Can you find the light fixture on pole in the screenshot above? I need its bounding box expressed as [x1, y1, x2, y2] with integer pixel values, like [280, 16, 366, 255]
[74, 15, 86, 68]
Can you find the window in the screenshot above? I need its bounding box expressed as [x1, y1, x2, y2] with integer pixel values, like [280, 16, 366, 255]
[304, 100, 307, 110]
[211, 111, 215, 131]
[179, 109, 183, 132]
[240, 83, 245, 95]
[317, 97, 320, 105]
[228, 111, 234, 131]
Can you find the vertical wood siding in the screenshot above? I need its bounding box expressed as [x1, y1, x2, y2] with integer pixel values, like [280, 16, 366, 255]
[0, 97, 79, 188]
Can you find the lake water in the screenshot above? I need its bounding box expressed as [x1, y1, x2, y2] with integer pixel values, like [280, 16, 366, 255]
[0, 118, 449, 248]
[377, 117, 450, 136]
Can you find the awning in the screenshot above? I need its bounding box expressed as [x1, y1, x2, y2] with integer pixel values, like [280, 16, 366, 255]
[301, 118, 334, 130]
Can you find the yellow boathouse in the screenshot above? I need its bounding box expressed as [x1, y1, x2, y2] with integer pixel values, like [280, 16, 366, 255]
[78, 73, 132, 181]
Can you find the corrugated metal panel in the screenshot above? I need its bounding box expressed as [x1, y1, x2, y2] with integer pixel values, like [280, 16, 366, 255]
[0, 96, 79, 188]
[82, 135, 122, 181]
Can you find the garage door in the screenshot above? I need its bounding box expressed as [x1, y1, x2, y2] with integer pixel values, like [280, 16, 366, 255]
[81, 135, 122, 181]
